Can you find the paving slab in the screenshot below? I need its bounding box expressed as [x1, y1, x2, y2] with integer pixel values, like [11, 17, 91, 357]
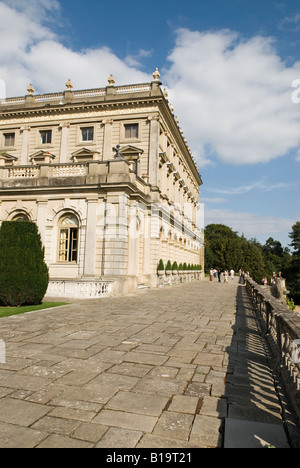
[224, 418, 290, 448]
[105, 391, 169, 416]
[0, 398, 50, 427]
[0, 279, 296, 448]
[0, 421, 48, 448]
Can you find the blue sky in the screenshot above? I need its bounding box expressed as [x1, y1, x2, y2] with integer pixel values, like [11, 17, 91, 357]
[0, 0, 299, 247]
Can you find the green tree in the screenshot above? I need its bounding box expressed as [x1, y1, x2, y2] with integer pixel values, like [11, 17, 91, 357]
[286, 222, 300, 304]
[205, 224, 239, 271]
[204, 224, 266, 282]
[241, 238, 266, 283]
[0, 221, 49, 306]
[263, 237, 291, 277]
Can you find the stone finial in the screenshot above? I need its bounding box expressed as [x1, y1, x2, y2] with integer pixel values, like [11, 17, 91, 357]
[108, 74, 115, 86]
[27, 83, 35, 95]
[153, 68, 161, 81]
[65, 78, 73, 90]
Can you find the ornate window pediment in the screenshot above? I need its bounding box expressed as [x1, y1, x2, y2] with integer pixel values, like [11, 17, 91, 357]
[119, 145, 144, 175]
[30, 150, 56, 165]
[120, 145, 144, 157]
[71, 148, 100, 162]
[0, 152, 18, 166]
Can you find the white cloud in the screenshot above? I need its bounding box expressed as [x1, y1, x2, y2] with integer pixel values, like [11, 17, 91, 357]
[278, 13, 300, 32]
[1, 3, 300, 170]
[201, 197, 228, 204]
[125, 49, 153, 68]
[204, 207, 295, 244]
[0, 1, 149, 97]
[164, 28, 300, 167]
[207, 177, 292, 196]
[3, 0, 61, 23]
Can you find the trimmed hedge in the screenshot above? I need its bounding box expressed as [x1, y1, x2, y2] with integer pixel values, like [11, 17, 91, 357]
[0, 221, 49, 306]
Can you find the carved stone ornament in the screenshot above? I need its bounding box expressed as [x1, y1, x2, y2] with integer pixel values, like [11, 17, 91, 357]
[65, 79, 74, 90]
[27, 83, 35, 95]
[152, 68, 161, 81]
[107, 74, 116, 86]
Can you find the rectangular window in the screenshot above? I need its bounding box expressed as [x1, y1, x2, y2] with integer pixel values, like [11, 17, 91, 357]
[40, 130, 52, 144]
[59, 228, 78, 262]
[124, 123, 138, 139]
[4, 133, 15, 147]
[81, 127, 94, 142]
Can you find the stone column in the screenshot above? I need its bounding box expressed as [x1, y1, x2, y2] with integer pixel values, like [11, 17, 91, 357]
[83, 197, 98, 276]
[148, 114, 160, 187]
[20, 126, 30, 165]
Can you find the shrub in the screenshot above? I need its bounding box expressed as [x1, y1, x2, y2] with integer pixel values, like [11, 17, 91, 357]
[166, 260, 172, 271]
[172, 261, 178, 271]
[286, 296, 296, 311]
[0, 221, 49, 306]
[158, 259, 165, 271]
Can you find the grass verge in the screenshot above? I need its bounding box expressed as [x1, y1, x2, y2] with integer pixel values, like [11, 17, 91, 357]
[0, 302, 69, 319]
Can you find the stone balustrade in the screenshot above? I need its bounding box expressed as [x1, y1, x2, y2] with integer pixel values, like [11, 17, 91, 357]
[245, 277, 300, 422]
[0, 82, 154, 108]
[47, 278, 114, 299]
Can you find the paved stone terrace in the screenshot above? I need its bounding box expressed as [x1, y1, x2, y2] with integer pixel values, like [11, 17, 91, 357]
[0, 279, 292, 448]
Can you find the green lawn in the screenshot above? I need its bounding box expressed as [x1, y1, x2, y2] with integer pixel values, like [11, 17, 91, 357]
[0, 302, 69, 318]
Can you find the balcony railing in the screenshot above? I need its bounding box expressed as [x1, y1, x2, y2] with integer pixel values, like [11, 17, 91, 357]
[245, 277, 300, 422]
[7, 166, 39, 178]
[0, 83, 152, 107]
[0, 160, 151, 197]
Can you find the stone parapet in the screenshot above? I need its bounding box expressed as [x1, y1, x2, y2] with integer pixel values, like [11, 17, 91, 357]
[47, 278, 115, 298]
[0, 159, 150, 197]
[245, 277, 300, 424]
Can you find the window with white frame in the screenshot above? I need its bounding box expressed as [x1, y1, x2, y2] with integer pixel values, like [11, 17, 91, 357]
[40, 130, 52, 145]
[81, 127, 94, 142]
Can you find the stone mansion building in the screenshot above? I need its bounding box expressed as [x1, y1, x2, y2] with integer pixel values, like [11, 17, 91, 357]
[0, 70, 204, 298]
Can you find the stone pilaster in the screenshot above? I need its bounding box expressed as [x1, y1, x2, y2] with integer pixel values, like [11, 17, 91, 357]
[83, 197, 98, 276]
[59, 122, 70, 163]
[20, 126, 30, 165]
[102, 119, 113, 160]
[148, 114, 160, 187]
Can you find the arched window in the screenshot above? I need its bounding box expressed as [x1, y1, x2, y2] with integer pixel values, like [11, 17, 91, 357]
[58, 214, 79, 263]
[12, 213, 30, 222]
